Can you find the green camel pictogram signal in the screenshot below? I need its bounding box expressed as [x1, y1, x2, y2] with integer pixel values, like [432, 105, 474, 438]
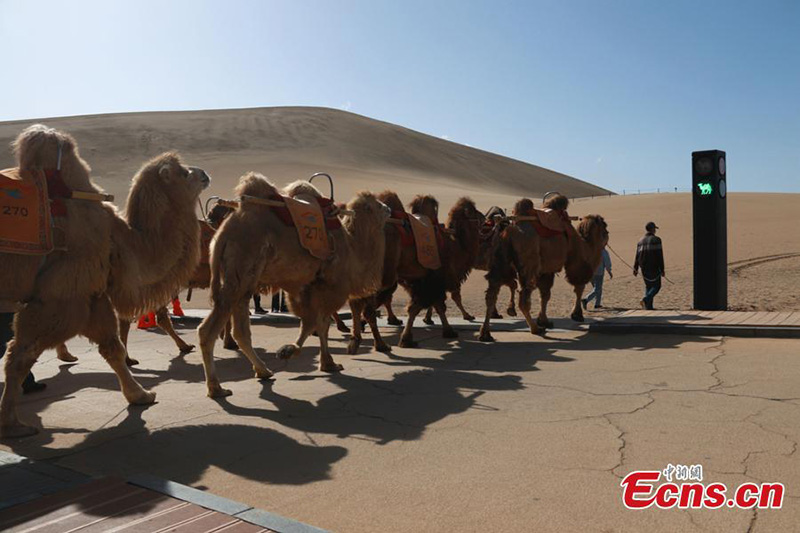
[697, 182, 713, 196]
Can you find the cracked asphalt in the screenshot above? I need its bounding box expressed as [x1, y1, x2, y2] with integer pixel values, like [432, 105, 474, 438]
[1, 321, 799, 532]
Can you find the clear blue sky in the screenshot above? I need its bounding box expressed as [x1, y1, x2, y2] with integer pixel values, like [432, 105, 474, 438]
[2, 0, 798, 193]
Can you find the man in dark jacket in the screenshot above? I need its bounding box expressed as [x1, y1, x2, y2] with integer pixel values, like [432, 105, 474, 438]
[633, 221, 665, 310]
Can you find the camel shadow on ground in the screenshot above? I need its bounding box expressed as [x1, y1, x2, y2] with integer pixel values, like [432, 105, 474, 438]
[2, 406, 347, 518]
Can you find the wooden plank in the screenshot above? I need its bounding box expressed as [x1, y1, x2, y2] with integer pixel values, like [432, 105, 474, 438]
[769, 312, 795, 326]
[750, 312, 783, 326]
[782, 312, 800, 326]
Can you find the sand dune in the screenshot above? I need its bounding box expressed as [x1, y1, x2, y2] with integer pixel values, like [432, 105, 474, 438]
[0, 106, 610, 208]
[1, 107, 796, 314]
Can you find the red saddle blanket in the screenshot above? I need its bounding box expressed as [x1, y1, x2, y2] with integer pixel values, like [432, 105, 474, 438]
[0, 168, 53, 255]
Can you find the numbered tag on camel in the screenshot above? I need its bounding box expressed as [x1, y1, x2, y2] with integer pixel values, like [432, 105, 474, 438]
[0, 168, 53, 255]
[284, 195, 331, 260]
[408, 213, 441, 270]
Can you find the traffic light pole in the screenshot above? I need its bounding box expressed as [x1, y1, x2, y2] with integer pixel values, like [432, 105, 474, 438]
[692, 150, 728, 310]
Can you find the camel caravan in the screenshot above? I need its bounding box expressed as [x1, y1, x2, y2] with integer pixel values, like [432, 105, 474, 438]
[0, 125, 609, 438]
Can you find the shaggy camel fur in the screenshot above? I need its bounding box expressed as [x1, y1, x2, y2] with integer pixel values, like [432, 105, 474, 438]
[348, 193, 480, 353]
[420, 198, 485, 322]
[0, 125, 209, 438]
[534, 195, 609, 327]
[197, 174, 389, 397]
[478, 199, 542, 342]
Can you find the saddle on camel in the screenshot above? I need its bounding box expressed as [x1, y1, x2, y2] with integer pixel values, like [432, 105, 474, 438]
[387, 208, 445, 270]
[0, 165, 112, 256]
[218, 191, 346, 261]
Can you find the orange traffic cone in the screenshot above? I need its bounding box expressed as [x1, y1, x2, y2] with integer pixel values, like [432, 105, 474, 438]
[137, 312, 157, 329]
[172, 298, 185, 317]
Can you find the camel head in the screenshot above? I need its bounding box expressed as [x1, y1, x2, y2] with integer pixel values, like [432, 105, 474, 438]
[12, 124, 92, 185]
[126, 152, 210, 227]
[578, 214, 609, 246]
[377, 190, 405, 213]
[409, 194, 439, 224]
[343, 191, 391, 230]
[447, 197, 484, 229]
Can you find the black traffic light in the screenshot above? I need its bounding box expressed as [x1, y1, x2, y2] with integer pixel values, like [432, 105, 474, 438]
[692, 150, 727, 310]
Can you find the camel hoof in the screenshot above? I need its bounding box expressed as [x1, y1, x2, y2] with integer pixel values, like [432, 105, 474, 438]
[125, 357, 139, 367]
[337, 323, 351, 334]
[179, 344, 196, 355]
[223, 340, 239, 350]
[208, 386, 233, 398]
[0, 423, 39, 439]
[537, 318, 554, 329]
[128, 389, 157, 405]
[320, 363, 344, 373]
[398, 337, 418, 348]
[507, 308, 517, 317]
[422, 318, 434, 326]
[490, 312, 502, 319]
[462, 314, 475, 321]
[478, 333, 495, 343]
[277, 344, 299, 360]
[375, 342, 392, 353]
[57, 353, 79, 363]
[571, 312, 584, 323]
[442, 328, 459, 339]
[346, 339, 360, 355]
[387, 317, 404, 326]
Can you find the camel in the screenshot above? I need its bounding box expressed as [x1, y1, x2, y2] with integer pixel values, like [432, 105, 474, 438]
[53, 200, 236, 364]
[478, 199, 542, 342]
[533, 195, 609, 327]
[197, 173, 389, 397]
[0, 124, 210, 438]
[347, 193, 481, 353]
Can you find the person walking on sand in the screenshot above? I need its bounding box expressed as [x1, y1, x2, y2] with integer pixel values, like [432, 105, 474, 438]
[633, 221, 665, 310]
[582, 246, 612, 309]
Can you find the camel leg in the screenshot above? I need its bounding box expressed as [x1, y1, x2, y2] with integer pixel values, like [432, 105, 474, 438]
[117, 319, 139, 367]
[222, 319, 238, 350]
[198, 300, 235, 398]
[399, 302, 423, 348]
[56, 343, 78, 363]
[435, 300, 458, 339]
[385, 298, 403, 326]
[347, 300, 365, 355]
[422, 307, 434, 325]
[506, 281, 518, 317]
[334, 313, 350, 334]
[317, 314, 342, 373]
[452, 288, 475, 321]
[156, 307, 195, 355]
[518, 282, 540, 336]
[479, 282, 501, 342]
[276, 317, 317, 361]
[230, 299, 273, 380]
[0, 338, 41, 438]
[83, 295, 156, 405]
[536, 273, 555, 329]
[364, 302, 391, 353]
[571, 283, 586, 322]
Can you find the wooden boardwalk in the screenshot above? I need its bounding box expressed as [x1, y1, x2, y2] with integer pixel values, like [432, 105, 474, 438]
[0, 451, 325, 533]
[590, 310, 800, 338]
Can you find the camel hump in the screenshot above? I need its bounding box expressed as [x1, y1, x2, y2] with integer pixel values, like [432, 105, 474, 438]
[0, 167, 54, 255]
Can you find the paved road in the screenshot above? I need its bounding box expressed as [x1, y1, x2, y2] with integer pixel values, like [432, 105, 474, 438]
[2, 319, 799, 532]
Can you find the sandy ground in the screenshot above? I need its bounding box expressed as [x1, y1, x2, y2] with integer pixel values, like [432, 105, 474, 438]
[2, 324, 800, 532]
